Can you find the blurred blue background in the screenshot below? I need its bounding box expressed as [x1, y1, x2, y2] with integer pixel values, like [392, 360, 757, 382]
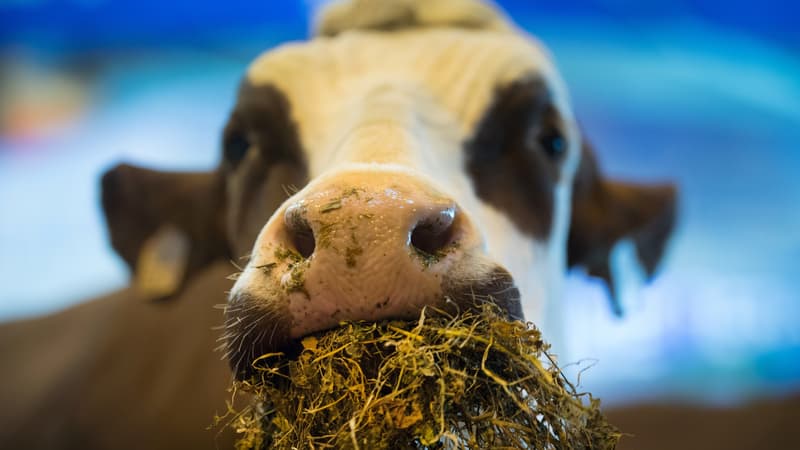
[1, 0, 798, 407]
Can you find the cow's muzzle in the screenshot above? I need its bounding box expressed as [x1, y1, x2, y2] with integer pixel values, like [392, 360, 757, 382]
[223, 170, 521, 378]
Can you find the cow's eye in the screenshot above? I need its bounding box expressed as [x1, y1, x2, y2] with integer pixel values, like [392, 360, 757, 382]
[538, 130, 566, 159]
[224, 133, 251, 166]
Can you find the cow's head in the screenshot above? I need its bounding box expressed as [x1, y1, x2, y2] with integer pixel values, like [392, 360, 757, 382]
[101, 0, 676, 379]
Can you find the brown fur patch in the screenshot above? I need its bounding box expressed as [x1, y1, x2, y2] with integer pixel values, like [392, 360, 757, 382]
[465, 77, 567, 239]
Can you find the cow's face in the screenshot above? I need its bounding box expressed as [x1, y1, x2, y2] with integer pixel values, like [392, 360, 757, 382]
[100, 0, 676, 380]
[221, 28, 581, 368]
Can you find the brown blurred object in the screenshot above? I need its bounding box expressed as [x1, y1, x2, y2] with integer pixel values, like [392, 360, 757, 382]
[0, 261, 238, 449]
[606, 393, 800, 450]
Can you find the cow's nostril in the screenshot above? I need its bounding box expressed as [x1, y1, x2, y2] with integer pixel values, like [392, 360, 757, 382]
[284, 205, 316, 258]
[410, 207, 456, 257]
[290, 222, 315, 258]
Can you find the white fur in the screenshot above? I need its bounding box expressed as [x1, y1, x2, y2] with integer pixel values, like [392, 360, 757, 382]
[315, 0, 513, 36]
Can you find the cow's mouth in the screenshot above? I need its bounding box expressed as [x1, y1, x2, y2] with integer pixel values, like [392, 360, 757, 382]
[222, 266, 521, 380]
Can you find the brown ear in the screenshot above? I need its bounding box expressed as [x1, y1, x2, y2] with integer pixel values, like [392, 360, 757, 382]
[101, 163, 230, 301]
[567, 141, 678, 315]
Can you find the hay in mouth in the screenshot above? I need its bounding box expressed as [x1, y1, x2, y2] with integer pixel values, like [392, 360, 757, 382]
[220, 303, 620, 449]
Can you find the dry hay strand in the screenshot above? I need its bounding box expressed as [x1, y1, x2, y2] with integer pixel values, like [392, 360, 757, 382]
[222, 303, 620, 449]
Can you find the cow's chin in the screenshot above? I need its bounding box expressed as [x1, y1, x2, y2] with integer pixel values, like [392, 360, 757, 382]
[223, 264, 521, 381]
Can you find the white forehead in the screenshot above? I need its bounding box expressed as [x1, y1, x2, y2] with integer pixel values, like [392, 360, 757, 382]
[245, 27, 573, 175]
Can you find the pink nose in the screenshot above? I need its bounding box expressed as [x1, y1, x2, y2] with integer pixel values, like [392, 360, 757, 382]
[283, 185, 459, 266]
[242, 171, 483, 339]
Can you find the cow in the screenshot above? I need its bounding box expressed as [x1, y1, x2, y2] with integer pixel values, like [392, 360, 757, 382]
[0, 0, 676, 448]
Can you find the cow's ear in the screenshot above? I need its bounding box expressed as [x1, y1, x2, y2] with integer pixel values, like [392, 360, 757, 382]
[567, 140, 678, 315]
[101, 163, 230, 301]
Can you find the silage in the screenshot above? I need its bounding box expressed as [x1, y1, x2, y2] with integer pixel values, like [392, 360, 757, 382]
[221, 304, 620, 449]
